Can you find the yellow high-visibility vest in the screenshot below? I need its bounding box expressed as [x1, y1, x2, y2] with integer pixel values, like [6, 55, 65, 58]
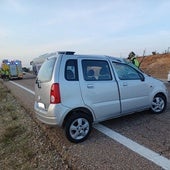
[131, 57, 139, 67]
[2, 63, 9, 71]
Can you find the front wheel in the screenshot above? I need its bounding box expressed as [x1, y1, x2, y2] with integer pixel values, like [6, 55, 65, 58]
[65, 112, 92, 143]
[151, 94, 166, 114]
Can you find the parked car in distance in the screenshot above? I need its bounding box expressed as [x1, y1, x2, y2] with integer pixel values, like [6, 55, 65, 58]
[34, 51, 168, 143]
[168, 71, 170, 82]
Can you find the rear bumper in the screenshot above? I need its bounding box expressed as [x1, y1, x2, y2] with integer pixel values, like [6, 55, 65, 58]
[34, 102, 69, 126]
[34, 102, 57, 125]
[35, 110, 57, 125]
[9, 75, 23, 79]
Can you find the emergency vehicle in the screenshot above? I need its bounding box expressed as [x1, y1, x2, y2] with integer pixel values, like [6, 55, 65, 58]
[1, 59, 23, 79]
[30, 52, 56, 75]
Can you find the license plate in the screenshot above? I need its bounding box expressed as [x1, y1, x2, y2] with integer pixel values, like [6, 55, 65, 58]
[38, 102, 45, 109]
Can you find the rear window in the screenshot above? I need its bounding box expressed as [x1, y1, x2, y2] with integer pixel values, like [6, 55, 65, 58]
[38, 57, 56, 82]
[65, 59, 78, 81]
[82, 60, 112, 81]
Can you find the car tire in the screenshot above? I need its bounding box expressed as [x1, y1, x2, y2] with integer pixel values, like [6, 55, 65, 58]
[65, 112, 92, 143]
[151, 94, 166, 114]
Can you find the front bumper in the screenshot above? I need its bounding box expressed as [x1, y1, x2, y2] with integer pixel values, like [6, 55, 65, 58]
[168, 73, 170, 82]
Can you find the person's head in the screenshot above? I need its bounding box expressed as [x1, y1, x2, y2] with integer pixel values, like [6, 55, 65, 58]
[128, 51, 135, 59]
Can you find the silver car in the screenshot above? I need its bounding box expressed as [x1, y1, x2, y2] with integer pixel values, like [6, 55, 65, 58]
[34, 51, 168, 143]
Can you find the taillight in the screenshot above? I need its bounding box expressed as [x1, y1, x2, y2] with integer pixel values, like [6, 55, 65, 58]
[50, 83, 61, 104]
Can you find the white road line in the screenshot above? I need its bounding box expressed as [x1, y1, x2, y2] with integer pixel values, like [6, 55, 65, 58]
[10, 81, 35, 95]
[10, 81, 170, 170]
[94, 124, 170, 170]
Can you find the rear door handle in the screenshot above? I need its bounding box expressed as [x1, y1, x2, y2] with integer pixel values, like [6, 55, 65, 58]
[87, 84, 94, 88]
[123, 82, 128, 86]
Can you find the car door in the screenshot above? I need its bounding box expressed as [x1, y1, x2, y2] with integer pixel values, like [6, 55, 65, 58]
[112, 62, 150, 113]
[79, 58, 121, 122]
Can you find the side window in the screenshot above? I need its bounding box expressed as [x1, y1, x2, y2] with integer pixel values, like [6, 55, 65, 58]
[65, 59, 78, 81]
[82, 60, 112, 81]
[38, 57, 56, 82]
[112, 62, 141, 80]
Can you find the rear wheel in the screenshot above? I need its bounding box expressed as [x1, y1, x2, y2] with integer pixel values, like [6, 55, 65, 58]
[65, 112, 92, 143]
[151, 94, 166, 114]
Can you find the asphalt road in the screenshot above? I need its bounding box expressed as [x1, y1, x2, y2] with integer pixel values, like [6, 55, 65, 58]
[3, 73, 170, 170]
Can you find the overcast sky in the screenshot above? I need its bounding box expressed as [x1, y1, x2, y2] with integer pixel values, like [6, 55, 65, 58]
[0, 0, 170, 67]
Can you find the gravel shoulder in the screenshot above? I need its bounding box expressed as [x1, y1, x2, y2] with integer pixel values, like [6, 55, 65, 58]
[0, 82, 70, 170]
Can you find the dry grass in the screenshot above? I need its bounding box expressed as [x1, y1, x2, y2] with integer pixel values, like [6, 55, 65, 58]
[0, 82, 69, 170]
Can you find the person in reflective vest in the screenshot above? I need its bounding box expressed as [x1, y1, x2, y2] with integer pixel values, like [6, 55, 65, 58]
[1, 69, 5, 80]
[5, 70, 10, 80]
[128, 51, 139, 68]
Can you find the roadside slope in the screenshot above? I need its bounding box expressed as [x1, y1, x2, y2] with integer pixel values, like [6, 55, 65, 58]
[138, 53, 170, 79]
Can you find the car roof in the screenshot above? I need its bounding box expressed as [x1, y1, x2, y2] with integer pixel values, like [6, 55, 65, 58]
[47, 51, 125, 64]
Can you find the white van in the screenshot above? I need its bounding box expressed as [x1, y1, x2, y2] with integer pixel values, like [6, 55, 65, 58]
[34, 51, 168, 143]
[30, 52, 57, 75]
